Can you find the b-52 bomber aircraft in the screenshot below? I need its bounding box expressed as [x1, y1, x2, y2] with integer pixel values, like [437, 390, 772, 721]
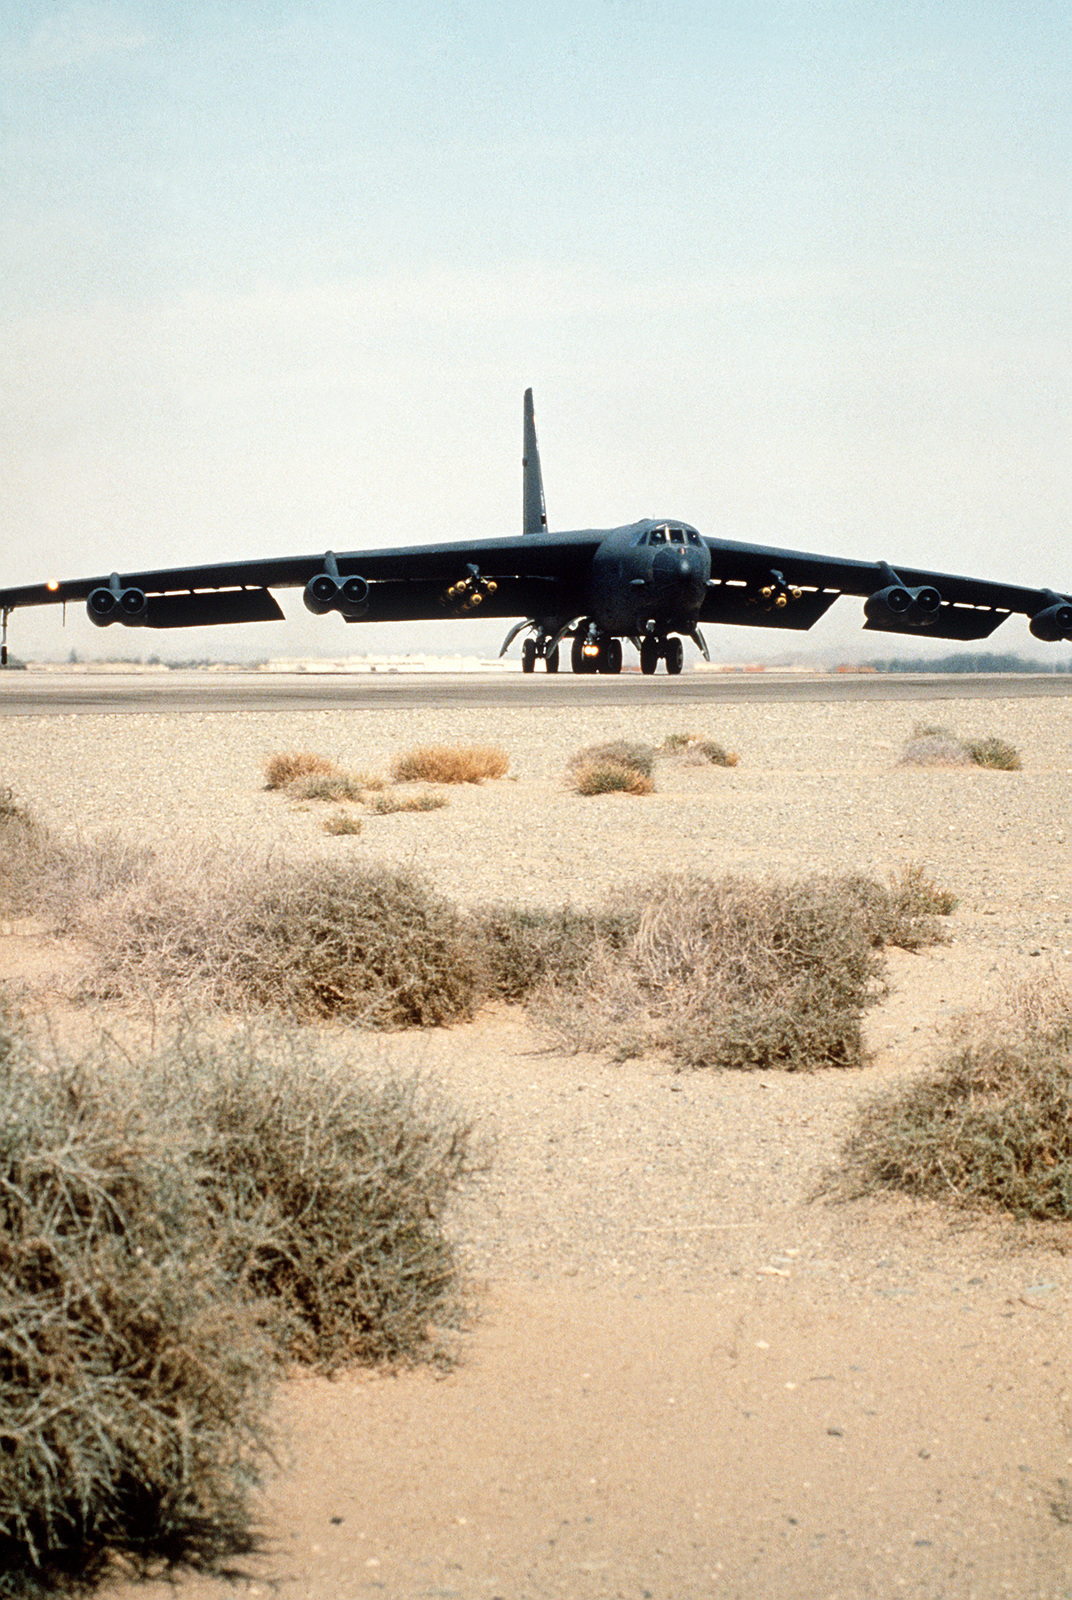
[2, 389, 1071, 671]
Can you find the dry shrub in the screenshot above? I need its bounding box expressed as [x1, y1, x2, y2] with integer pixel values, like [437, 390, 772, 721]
[659, 734, 739, 767]
[0, 788, 150, 927]
[0, 1031, 271, 1588]
[323, 809, 363, 835]
[287, 771, 366, 803]
[569, 740, 655, 779]
[85, 857, 482, 1027]
[369, 790, 449, 814]
[390, 745, 508, 784]
[900, 726, 1022, 770]
[571, 760, 654, 796]
[472, 903, 639, 1002]
[839, 863, 958, 951]
[900, 732, 972, 767]
[964, 735, 1022, 771]
[263, 750, 338, 790]
[145, 1029, 483, 1369]
[833, 977, 1072, 1218]
[0, 1019, 482, 1587]
[534, 872, 952, 1071]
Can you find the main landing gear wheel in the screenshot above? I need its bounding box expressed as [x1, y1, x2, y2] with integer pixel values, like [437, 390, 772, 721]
[521, 638, 536, 673]
[545, 644, 559, 673]
[665, 636, 684, 675]
[598, 637, 623, 674]
[640, 637, 660, 675]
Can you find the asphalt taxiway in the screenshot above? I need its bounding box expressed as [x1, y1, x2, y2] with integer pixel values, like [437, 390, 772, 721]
[1, 670, 1071, 716]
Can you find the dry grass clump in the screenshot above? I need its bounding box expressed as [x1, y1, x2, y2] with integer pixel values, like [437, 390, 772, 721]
[659, 734, 739, 767]
[0, 1027, 272, 1588]
[390, 745, 508, 784]
[571, 760, 654, 796]
[570, 740, 655, 778]
[369, 789, 450, 814]
[568, 740, 656, 796]
[287, 770, 368, 803]
[963, 735, 1022, 770]
[833, 978, 1072, 1218]
[0, 1018, 481, 1588]
[85, 858, 482, 1028]
[263, 750, 337, 790]
[900, 725, 1022, 770]
[534, 871, 953, 1071]
[322, 809, 363, 835]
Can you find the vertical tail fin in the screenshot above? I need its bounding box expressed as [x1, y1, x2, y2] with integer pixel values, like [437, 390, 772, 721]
[523, 388, 547, 536]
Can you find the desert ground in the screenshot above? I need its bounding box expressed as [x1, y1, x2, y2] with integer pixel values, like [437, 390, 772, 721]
[2, 682, 1071, 1600]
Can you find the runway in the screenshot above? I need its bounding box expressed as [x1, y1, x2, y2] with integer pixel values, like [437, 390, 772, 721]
[1, 668, 1070, 716]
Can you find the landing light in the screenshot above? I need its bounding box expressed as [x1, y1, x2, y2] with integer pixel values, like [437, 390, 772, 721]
[582, 642, 600, 656]
[46, 580, 59, 591]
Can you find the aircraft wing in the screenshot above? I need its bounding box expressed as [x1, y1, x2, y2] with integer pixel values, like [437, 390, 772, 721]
[0, 533, 601, 630]
[701, 537, 1072, 641]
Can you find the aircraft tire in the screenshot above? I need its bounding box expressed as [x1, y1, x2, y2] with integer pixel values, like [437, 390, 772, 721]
[640, 638, 660, 675]
[599, 637, 622, 674]
[665, 636, 684, 675]
[571, 634, 587, 673]
[521, 639, 536, 673]
[545, 644, 559, 673]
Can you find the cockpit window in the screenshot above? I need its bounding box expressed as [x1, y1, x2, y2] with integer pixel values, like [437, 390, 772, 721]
[686, 530, 700, 545]
[669, 527, 684, 544]
[648, 527, 667, 544]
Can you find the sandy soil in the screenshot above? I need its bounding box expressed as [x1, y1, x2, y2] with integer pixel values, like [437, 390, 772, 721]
[3, 690, 1071, 1600]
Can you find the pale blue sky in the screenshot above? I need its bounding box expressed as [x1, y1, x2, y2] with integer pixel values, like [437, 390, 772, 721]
[2, 1, 1069, 660]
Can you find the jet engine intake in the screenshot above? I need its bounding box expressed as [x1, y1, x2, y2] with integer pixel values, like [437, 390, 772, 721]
[864, 581, 942, 629]
[303, 571, 369, 619]
[1029, 594, 1072, 643]
[87, 581, 148, 627]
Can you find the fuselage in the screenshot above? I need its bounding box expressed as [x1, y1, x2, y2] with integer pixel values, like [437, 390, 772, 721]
[581, 519, 711, 636]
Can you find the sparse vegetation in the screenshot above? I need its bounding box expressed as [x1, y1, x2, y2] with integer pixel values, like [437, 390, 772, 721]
[287, 770, 367, 803]
[0, 1016, 482, 1588]
[0, 787, 150, 926]
[833, 978, 1072, 1218]
[532, 870, 956, 1070]
[84, 858, 483, 1027]
[570, 740, 655, 778]
[323, 809, 363, 835]
[963, 735, 1022, 771]
[0, 1024, 272, 1588]
[390, 745, 509, 784]
[568, 740, 656, 796]
[658, 734, 739, 767]
[900, 725, 1022, 770]
[472, 902, 639, 1002]
[571, 760, 654, 796]
[263, 750, 338, 790]
[369, 789, 450, 814]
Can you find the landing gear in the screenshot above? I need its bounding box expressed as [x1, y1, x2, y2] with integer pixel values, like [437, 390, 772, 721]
[521, 638, 536, 673]
[598, 637, 623, 674]
[545, 644, 559, 673]
[571, 625, 622, 673]
[571, 633, 592, 673]
[640, 634, 684, 674]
